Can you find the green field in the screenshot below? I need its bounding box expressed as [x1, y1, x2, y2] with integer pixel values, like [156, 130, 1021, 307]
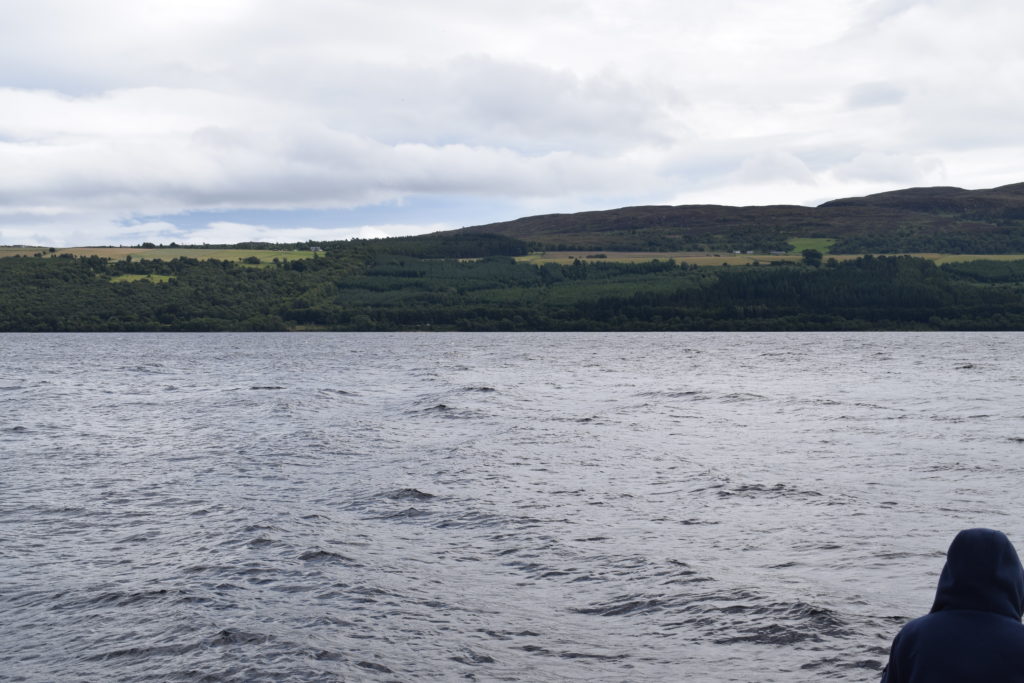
[787, 238, 837, 253]
[518, 251, 807, 266]
[110, 274, 174, 283]
[521, 251, 840, 266]
[0, 246, 315, 263]
[518, 250, 1024, 267]
[5, 245, 1024, 269]
[918, 253, 1024, 265]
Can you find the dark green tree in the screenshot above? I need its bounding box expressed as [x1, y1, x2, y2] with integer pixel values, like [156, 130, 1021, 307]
[802, 249, 823, 267]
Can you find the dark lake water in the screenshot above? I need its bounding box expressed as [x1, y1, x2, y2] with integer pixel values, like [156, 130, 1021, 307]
[3, 332, 1024, 682]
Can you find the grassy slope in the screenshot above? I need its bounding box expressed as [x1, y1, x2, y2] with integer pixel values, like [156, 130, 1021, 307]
[5, 245, 1022, 270]
[788, 238, 837, 253]
[0, 247, 314, 262]
[459, 183, 1024, 252]
[109, 274, 175, 283]
[517, 250, 1024, 266]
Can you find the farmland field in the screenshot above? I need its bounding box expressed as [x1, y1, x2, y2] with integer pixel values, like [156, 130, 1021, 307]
[0, 247, 315, 262]
[4, 245, 1024, 268]
[109, 274, 175, 283]
[516, 250, 1024, 266]
[515, 251, 811, 266]
[787, 237, 837, 253]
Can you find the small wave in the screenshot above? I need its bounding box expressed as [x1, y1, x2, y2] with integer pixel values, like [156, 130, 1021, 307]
[250, 385, 285, 390]
[413, 403, 486, 419]
[348, 586, 394, 602]
[119, 364, 171, 374]
[921, 462, 989, 473]
[801, 656, 885, 672]
[83, 639, 199, 662]
[464, 386, 497, 393]
[519, 643, 625, 661]
[660, 560, 713, 584]
[381, 507, 431, 519]
[84, 588, 174, 608]
[637, 389, 707, 400]
[3, 425, 28, 433]
[854, 401, 902, 411]
[434, 510, 540, 530]
[575, 595, 666, 617]
[717, 622, 817, 645]
[482, 629, 541, 640]
[717, 482, 824, 500]
[384, 488, 435, 501]
[299, 549, 357, 564]
[550, 414, 606, 424]
[247, 536, 277, 548]
[721, 392, 766, 402]
[450, 649, 496, 665]
[556, 650, 626, 661]
[713, 601, 850, 645]
[209, 627, 271, 646]
[504, 559, 578, 580]
[650, 589, 853, 646]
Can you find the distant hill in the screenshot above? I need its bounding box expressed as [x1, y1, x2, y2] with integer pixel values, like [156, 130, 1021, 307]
[820, 182, 1024, 215]
[450, 182, 1024, 253]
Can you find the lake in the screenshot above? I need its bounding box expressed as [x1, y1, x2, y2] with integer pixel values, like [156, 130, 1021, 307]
[3, 332, 1023, 681]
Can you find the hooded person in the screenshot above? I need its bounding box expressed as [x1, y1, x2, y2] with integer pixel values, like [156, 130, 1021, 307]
[881, 528, 1024, 682]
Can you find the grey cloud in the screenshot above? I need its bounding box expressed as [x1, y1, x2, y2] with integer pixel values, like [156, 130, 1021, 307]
[256, 56, 685, 156]
[853, 0, 922, 30]
[2, 0, 1023, 246]
[847, 81, 907, 108]
[441, 56, 681, 152]
[0, 101, 661, 219]
[735, 151, 816, 185]
[831, 151, 943, 184]
[898, 91, 1024, 151]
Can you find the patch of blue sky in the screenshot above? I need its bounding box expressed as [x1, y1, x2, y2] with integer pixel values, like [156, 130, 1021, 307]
[130, 195, 524, 234]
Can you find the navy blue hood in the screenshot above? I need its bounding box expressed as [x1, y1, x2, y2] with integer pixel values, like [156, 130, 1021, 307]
[930, 528, 1024, 621]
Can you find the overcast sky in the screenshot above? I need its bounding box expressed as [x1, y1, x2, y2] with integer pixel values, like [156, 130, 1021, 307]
[2, 0, 1022, 246]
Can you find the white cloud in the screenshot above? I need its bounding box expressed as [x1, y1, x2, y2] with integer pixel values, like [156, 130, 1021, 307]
[847, 82, 907, 109]
[182, 221, 450, 245]
[831, 151, 945, 184]
[734, 151, 816, 185]
[0, 0, 1023, 245]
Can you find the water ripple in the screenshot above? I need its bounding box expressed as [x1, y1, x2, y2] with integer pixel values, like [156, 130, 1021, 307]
[2, 331, 1023, 681]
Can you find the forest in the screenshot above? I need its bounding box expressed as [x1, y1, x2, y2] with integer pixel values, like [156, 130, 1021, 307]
[2, 246, 1024, 331]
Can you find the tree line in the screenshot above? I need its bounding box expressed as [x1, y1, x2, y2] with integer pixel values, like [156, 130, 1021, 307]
[2, 250, 1023, 331]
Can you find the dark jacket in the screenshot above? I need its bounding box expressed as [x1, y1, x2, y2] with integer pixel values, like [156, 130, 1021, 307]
[881, 528, 1024, 682]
